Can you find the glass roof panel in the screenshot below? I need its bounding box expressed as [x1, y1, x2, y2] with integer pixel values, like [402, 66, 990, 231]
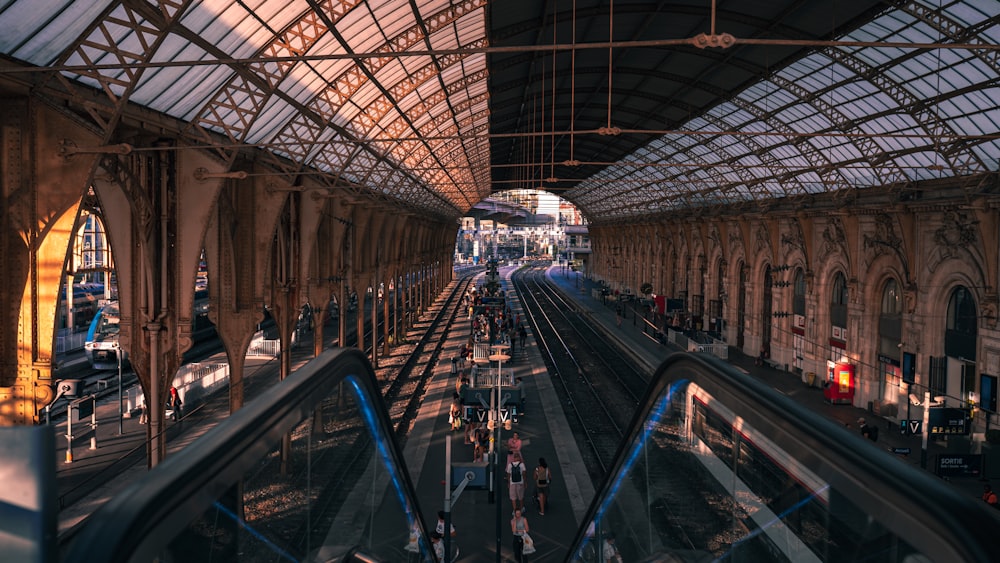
[131, 41, 221, 117]
[247, 98, 303, 144]
[2, 0, 996, 220]
[340, 7, 387, 53]
[2, 2, 108, 63]
[183, 2, 282, 57]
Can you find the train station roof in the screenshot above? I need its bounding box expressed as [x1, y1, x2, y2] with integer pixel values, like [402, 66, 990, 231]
[0, 1, 997, 223]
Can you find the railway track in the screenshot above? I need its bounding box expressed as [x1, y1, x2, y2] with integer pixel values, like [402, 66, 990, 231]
[512, 266, 648, 480]
[247, 273, 479, 555]
[513, 266, 748, 558]
[56, 272, 479, 551]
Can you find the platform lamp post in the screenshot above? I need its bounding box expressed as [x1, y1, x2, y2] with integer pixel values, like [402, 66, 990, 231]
[908, 389, 944, 469]
[488, 345, 512, 563]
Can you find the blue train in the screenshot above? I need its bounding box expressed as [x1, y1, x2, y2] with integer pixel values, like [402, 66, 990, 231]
[84, 300, 124, 370]
[85, 289, 213, 370]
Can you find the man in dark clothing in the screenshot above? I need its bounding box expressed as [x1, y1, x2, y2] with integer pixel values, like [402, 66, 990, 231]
[858, 417, 877, 442]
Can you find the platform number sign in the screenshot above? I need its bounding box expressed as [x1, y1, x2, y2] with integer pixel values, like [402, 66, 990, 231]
[900, 419, 922, 435]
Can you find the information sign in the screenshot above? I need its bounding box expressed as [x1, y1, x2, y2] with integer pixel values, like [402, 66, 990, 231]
[470, 408, 512, 422]
[935, 454, 981, 478]
[899, 419, 922, 435]
[927, 408, 970, 435]
[70, 395, 94, 423]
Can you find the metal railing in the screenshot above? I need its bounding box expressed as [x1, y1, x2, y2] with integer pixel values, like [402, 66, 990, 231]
[568, 352, 1000, 563]
[64, 348, 431, 563]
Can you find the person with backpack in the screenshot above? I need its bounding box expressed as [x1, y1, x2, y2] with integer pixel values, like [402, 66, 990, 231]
[858, 417, 878, 442]
[533, 457, 552, 515]
[507, 451, 527, 513]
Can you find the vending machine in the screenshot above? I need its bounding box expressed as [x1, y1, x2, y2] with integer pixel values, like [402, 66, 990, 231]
[823, 361, 855, 404]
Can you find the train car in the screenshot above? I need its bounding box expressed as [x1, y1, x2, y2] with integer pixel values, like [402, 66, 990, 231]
[85, 290, 213, 370]
[85, 301, 124, 370]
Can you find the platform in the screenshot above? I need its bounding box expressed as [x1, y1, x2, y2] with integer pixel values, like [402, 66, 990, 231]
[404, 268, 594, 562]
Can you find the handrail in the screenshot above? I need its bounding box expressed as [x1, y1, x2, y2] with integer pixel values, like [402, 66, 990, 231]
[64, 348, 430, 563]
[567, 352, 1000, 562]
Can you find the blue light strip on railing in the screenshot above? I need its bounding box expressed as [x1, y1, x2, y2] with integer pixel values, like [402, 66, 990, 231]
[574, 379, 683, 559]
[212, 500, 298, 562]
[346, 375, 427, 557]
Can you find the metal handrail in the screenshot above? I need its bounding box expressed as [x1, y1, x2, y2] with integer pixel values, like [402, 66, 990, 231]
[567, 352, 1000, 563]
[63, 348, 429, 563]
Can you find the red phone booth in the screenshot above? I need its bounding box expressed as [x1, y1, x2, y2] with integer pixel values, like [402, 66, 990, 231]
[823, 362, 856, 404]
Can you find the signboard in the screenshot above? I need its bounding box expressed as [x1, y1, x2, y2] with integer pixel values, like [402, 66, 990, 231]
[468, 407, 513, 422]
[70, 395, 94, 423]
[463, 388, 520, 408]
[899, 419, 922, 435]
[928, 408, 970, 435]
[902, 352, 916, 384]
[936, 454, 982, 478]
[451, 462, 489, 490]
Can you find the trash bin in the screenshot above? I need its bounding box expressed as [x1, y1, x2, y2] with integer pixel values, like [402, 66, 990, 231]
[450, 357, 458, 375]
[805, 372, 816, 387]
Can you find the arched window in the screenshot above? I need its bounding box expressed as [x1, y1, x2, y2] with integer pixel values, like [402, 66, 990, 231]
[761, 265, 773, 346]
[792, 269, 806, 372]
[881, 279, 901, 316]
[947, 286, 977, 334]
[878, 279, 902, 349]
[830, 272, 848, 330]
[945, 286, 977, 361]
[793, 269, 805, 317]
[877, 279, 903, 397]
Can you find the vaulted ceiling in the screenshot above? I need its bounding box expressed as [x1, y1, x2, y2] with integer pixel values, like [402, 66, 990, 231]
[0, 1, 997, 224]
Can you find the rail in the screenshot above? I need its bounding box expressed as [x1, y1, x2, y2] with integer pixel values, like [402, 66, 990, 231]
[568, 352, 1000, 563]
[63, 348, 431, 563]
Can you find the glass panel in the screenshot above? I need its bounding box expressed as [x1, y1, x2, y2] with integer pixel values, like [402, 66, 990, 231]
[66, 350, 432, 563]
[157, 375, 422, 562]
[569, 356, 998, 562]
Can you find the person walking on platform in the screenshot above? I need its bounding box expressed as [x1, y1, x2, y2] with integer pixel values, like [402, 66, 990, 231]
[430, 531, 445, 561]
[168, 386, 183, 425]
[450, 393, 463, 431]
[533, 457, 551, 515]
[510, 508, 535, 562]
[514, 377, 525, 417]
[436, 510, 457, 538]
[506, 432, 523, 465]
[858, 418, 878, 442]
[518, 323, 527, 349]
[602, 533, 624, 563]
[507, 451, 528, 513]
[474, 422, 489, 461]
[983, 484, 998, 508]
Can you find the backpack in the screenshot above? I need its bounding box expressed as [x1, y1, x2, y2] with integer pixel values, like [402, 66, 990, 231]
[510, 463, 522, 483]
